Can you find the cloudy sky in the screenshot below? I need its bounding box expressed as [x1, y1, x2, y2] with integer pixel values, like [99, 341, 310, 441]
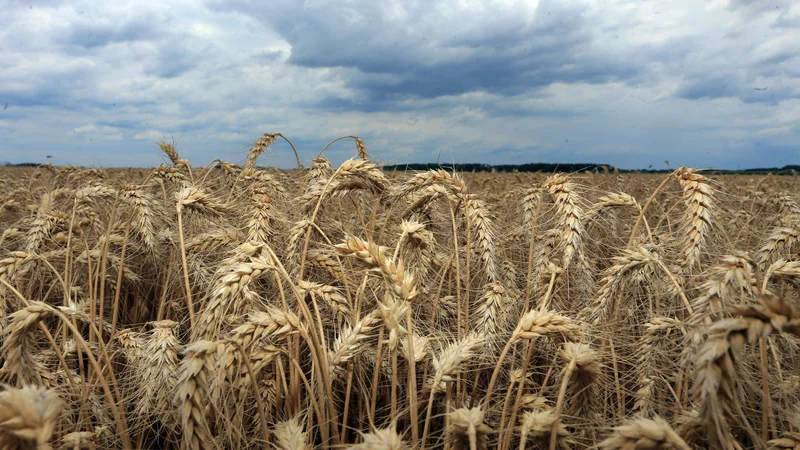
[1, 0, 798, 169]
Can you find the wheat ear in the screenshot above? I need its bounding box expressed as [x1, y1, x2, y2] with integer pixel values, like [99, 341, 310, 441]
[448, 407, 490, 450]
[0, 385, 61, 450]
[519, 406, 572, 450]
[692, 294, 800, 449]
[675, 167, 713, 271]
[545, 174, 586, 269]
[757, 218, 800, 267]
[245, 133, 279, 170]
[349, 427, 410, 450]
[247, 184, 273, 243]
[136, 320, 181, 421]
[174, 340, 221, 450]
[194, 257, 274, 340]
[599, 416, 690, 450]
[336, 235, 418, 302]
[421, 333, 486, 447]
[273, 415, 310, 450]
[588, 245, 658, 324]
[328, 314, 378, 381]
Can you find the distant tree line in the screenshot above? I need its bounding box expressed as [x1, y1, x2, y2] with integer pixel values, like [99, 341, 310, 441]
[5, 161, 799, 175]
[382, 163, 800, 175]
[3, 163, 41, 167]
[383, 162, 611, 173]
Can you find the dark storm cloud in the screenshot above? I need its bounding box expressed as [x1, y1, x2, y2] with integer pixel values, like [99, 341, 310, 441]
[213, 0, 800, 113]
[341, 48, 642, 101]
[214, 0, 644, 107]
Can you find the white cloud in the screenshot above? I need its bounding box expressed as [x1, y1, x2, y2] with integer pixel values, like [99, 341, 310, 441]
[134, 130, 166, 141]
[71, 124, 124, 140]
[218, 132, 249, 142]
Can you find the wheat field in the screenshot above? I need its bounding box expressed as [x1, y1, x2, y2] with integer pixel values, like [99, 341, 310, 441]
[1, 135, 799, 450]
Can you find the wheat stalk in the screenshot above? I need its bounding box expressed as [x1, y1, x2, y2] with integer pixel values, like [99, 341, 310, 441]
[688, 253, 755, 325]
[587, 192, 640, 220]
[0, 302, 54, 386]
[119, 185, 159, 251]
[396, 169, 467, 199]
[511, 310, 583, 343]
[175, 186, 230, 216]
[422, 333, 486, 447]
[464, 195, 499, 283]
[561, 342, 601, 422]
[158, 141, 182, 166]
[152, 165, 189, 184]
[301, 159, 388, 213]
[297, 280, 350, 323]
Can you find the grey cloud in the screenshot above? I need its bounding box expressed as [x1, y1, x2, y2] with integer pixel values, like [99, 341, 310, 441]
[2, 0, 800, 170]
[64, 14, 164, 49]
[143, 42, 199, 78]
[677, 69, 799, 105]
[314, 88, 585, 119]
[773, 10, 800, 27]
[253, 50, 284, 63]
[727, 0, 792, 15]
[737, 85, 798, 104]
[677, 75, 742, 101]
[2, 61, 98, 108]
[5, 0, 68, 10]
